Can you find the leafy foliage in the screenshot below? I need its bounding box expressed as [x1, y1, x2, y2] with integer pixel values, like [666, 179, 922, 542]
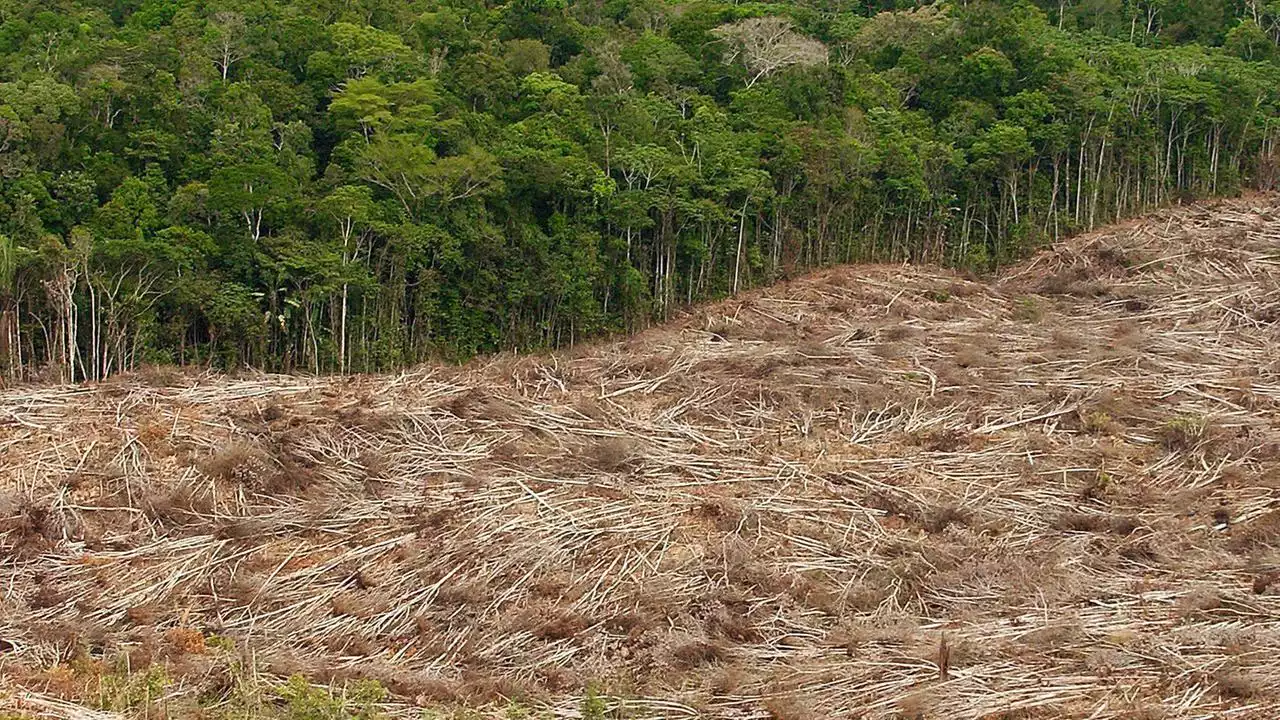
[1, 0, 1278, 378]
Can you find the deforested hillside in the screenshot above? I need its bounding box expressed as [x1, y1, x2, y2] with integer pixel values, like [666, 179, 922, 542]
[3, 0, 1280, 377]
[3, 196, 1280, 719]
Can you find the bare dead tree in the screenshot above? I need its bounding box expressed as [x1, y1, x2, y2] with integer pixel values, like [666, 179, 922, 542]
[207, 11, 249, 82]
[712, 17, 827, 89]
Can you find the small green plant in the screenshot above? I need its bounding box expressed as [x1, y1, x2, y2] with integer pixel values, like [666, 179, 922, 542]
[580, 685, 609, 720]
[923, 289, 951, 303]
[275, 675, 387, 720]
[1082, 410, 1114, 435]
[1080, 470, 1114, 500]
[1013, 296, 1043, 322]
[96, 662, 169, 712]
[206, 634, 236, 652]
[1161, 415, 1210, 451]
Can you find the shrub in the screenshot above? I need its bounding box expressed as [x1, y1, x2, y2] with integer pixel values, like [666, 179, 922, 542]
[580, 685, 609, 720]
[1160, 416, 1211, 451]
[275, 675, 388, 720]
[1012, 297, 1043, 322]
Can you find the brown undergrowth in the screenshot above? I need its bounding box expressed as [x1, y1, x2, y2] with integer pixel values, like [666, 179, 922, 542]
[4, 196, 1280, 718]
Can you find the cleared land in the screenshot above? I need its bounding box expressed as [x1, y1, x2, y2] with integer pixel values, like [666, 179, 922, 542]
[3, 197, 1280, 719]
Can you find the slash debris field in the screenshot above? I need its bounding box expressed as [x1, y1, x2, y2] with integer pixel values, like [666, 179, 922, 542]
[4, 197, 1280, 719]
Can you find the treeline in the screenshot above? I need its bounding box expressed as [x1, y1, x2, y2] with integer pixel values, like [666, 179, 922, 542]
[1, 0, 1278, 379]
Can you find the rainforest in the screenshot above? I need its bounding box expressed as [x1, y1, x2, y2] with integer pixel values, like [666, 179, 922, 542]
[1, 0, 1278, 378]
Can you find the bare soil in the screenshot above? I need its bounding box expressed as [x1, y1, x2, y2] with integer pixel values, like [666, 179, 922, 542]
[4, 196, 1280, 718]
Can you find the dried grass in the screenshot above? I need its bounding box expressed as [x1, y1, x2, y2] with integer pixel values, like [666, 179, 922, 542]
[584, 437, 639, 471]
[671, 639, 729, 670]
[197, 443, 269, 482]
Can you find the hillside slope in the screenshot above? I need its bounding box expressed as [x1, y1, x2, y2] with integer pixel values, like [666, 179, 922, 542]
[3, 197, 1280, 719]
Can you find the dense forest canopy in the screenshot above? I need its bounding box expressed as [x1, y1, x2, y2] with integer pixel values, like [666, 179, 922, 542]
[1, 0, 1278, 378]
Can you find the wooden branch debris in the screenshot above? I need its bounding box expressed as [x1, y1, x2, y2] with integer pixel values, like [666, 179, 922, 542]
[3, 196, 1280, 718]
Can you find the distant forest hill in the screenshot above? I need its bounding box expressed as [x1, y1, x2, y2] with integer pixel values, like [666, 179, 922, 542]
[1, 0, 1278, 379]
